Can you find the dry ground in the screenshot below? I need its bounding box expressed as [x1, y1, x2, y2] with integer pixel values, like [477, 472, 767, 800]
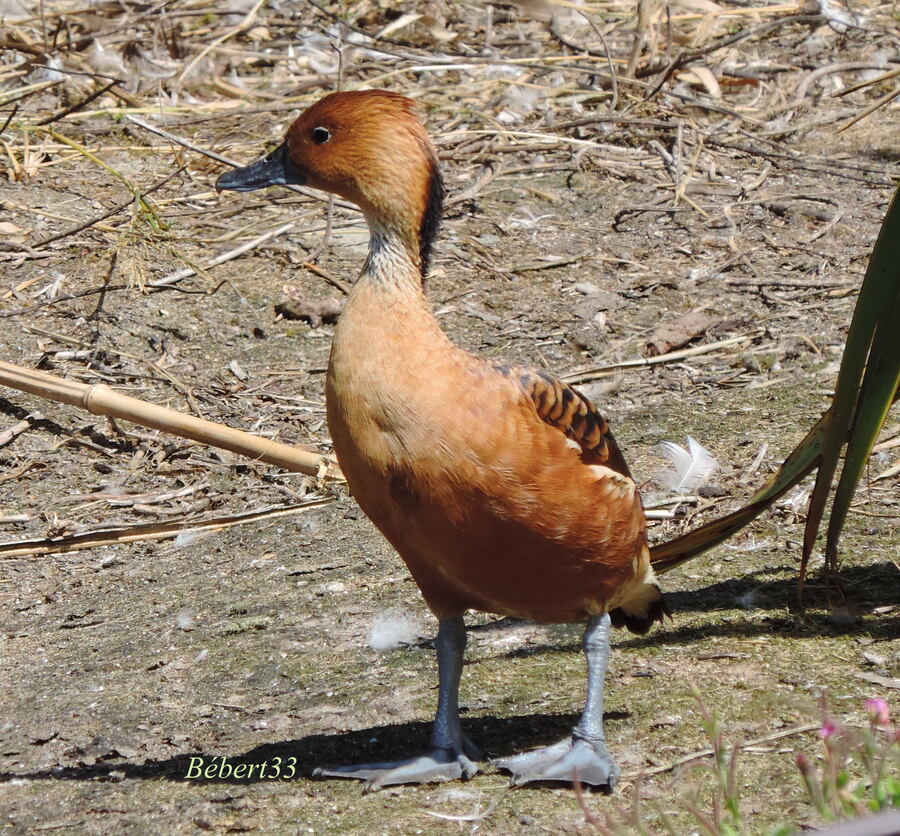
[1, 1, 898, 834]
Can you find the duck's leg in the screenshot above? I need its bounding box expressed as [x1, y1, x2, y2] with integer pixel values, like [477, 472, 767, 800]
[493, 613, 620, 788]
[314, 615, 481, 791]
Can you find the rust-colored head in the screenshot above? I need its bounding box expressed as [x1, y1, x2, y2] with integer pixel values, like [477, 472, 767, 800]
[217, 90, 444, 274]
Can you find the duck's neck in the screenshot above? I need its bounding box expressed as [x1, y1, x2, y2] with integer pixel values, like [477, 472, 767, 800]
[330, 222, 450, 391]
[332, 220, 451, 361]
[358, 221, 428, 300]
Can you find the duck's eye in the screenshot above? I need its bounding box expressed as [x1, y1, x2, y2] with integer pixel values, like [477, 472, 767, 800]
[312, 126, 331, 144]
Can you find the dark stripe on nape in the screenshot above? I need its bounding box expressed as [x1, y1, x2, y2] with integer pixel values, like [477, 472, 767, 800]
[419, 160, 444, 277]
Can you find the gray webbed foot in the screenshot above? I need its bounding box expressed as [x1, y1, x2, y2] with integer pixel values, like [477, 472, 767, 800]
[314, 744, 480, 791]
[493, 735, 620, 789]
[493, 613, 621, 789]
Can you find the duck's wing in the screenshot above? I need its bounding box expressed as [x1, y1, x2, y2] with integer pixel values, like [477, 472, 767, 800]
[496, 364, 633, 477]
[478, 362, 664, 633]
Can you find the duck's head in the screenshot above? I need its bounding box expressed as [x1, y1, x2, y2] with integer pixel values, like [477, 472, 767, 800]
[216, 89, 444, 275]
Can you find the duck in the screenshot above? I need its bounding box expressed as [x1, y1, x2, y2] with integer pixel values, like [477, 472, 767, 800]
[216, 89, 668, 790]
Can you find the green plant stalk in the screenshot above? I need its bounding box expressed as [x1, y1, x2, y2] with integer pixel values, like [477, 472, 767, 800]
[803, 181, 900, 576]
[869, 733, 900, 809]
[725, 744, 742, 830]
[689, 688, 746, 835]
[825, 288, 900, 565]
[798, 756, 828, 817]
[823, 736, 842, 819]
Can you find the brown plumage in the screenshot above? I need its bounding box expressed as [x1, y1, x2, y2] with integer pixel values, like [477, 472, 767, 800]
[216, 89, 668, 790]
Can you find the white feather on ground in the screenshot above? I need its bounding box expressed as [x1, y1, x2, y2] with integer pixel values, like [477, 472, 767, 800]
[175, 607, 196, 631]
[366, 609, 423, 652]
[173, 529, 211, 549]
[656, 436, 719, 492]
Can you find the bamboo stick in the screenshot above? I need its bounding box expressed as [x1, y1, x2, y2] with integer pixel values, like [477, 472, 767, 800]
[0, 499, 333, 558]
[0, 360, 342, 480]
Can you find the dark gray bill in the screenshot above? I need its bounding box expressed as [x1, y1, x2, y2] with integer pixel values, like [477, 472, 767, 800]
[215, 142, 306, 192]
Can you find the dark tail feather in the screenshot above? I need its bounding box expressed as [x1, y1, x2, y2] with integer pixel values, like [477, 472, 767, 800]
[609, 585, 670, 635]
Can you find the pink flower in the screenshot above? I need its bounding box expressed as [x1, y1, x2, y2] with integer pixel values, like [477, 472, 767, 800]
[865, 697, 890, 727]
[819, 718, 839, 739]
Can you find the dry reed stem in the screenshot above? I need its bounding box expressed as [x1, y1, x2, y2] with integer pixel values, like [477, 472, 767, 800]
[0, 498, 334, 558]
[0, 361, 341, 479]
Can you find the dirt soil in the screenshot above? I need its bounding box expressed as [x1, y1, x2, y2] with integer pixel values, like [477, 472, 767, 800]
[1, 2, 898, 834]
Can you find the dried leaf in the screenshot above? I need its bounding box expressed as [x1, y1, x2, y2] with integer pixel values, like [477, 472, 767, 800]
[678, 67, 722, 99]
[376, 12, 422, 39]
[672, 0, 722, 13]
[854, 671, 900, 690]
[645, 311, 717, 356]
[422, 14, 458, 43]
[0, 221, 26, 243]
[227, 360, 248, 382]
